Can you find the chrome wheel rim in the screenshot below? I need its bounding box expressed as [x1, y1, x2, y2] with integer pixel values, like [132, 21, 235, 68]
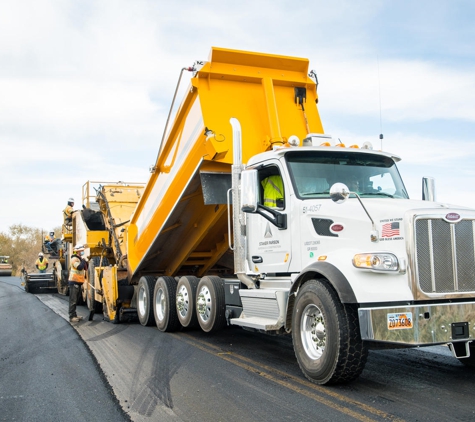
[197, 285, 211, 323]
[176, 284, 189, 318]
[138, 285, 147, 317]
[301, 304, 326, 360]
[155, 287, 165, 321]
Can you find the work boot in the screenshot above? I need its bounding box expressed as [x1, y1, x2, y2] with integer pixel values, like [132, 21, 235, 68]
[70, 316, 83, 322]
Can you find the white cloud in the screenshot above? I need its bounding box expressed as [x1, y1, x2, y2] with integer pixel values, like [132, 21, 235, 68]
[1, 0, 475, 232]
[319, 59, 475, 122]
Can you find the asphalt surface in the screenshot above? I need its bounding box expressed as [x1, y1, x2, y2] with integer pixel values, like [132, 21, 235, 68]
[2, 275, 475, 422]
[0, 277, 129, 422]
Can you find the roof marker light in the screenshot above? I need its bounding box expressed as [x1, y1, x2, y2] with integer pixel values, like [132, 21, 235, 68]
[288, 135, 300, 147]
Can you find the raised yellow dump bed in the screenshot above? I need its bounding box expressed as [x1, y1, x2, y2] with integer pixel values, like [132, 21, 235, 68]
[127, 47, 324, 280]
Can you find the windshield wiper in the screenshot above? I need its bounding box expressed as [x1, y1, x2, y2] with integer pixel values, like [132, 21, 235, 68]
[302, 191, 329, 196]
[360, 192, 394, 198]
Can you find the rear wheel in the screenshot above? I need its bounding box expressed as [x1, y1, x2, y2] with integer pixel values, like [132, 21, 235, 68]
[153, 276, 180, 332]
[292, 279, 368, 385]
[137, 276, 157, 326]
[86, 258, 102, 313]
[196, 276, 226, 333]
[176, 276, 199, 328]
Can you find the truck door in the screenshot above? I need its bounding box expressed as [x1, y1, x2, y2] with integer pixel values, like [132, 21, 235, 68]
[246, 164, 292, 274]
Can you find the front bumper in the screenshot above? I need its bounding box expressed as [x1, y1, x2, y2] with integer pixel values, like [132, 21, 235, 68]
[358, 301, 475, 345]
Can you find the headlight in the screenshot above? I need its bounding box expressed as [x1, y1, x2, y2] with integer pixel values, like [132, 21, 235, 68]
[353, 253, 399, 272]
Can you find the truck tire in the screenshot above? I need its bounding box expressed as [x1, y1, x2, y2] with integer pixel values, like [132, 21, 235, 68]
[292, 279, 368, 385]
[176, 276, 199, 328]
[137, 276, 157, 326]
[153, 276, 180, 332]
[86, 258, 102, 314]
[196, 276, 226, 333]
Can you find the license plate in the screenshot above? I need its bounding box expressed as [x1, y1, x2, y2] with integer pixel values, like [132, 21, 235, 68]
[387, 312, 413, 330]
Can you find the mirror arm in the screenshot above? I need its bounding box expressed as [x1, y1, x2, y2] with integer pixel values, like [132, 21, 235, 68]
[256, 204, 287, 229]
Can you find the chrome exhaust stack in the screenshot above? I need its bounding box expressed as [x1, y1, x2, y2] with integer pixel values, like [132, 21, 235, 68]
[230, 118, 256, 289]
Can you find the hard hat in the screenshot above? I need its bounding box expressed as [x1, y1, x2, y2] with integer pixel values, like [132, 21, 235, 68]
[73, 244, 85, 251]
[38, 252, 44, 257]
[68, 197, 74, 203]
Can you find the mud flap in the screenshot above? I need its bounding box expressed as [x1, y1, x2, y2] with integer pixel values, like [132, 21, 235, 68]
[448, 341, 471, 358]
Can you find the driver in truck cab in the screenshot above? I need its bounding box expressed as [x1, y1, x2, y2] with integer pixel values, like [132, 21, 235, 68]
[261, 175, 284, 208]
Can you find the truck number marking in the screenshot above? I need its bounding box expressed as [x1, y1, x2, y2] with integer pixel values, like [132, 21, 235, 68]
[302, 204, 322, 214]
[387, 312, 413, 330]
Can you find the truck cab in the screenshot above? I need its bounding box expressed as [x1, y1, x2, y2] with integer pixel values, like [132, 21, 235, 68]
[236, 130, 475, 384]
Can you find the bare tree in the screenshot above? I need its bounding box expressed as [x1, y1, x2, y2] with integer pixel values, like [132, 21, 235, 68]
[0, 225, 61, 275]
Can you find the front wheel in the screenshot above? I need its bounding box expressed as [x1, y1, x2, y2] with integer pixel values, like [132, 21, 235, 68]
[292, 279, 368, 385]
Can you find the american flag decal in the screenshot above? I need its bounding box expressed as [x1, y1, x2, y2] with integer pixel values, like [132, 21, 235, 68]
[382, 222, 400, 237]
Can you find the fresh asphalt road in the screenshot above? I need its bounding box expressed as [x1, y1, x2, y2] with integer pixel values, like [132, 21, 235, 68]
[1, 275, 475, 422]
[0, 276, 129, 422]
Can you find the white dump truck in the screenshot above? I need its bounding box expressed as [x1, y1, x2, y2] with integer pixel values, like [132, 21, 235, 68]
[79, 47, 475, 385]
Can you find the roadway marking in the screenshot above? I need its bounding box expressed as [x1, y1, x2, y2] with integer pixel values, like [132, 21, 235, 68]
[179, 333, 405, 422]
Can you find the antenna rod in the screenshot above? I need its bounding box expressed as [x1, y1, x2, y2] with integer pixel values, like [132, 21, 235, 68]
[377, 54, 383, 150]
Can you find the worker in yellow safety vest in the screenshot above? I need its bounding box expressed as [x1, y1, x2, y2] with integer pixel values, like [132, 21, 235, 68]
[35, 252, 49, 273]
[63, 198, 75, 226]
[44, 231, 56, 253]
[68, 244, 88, 322]
[261, 175, 284, 208]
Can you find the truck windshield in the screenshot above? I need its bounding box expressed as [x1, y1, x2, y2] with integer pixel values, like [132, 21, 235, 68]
[286, 150, 409, 199]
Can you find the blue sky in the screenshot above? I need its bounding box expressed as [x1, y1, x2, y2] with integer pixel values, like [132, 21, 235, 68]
[1, 0, 475, 232]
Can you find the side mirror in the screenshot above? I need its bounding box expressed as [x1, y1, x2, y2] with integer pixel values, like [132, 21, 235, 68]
[422, 177, 436, 201]
[241, 169, 259, 213]
[330, 183, 350, 204]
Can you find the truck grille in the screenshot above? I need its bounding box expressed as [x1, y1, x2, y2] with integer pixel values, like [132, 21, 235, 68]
[415, 218, 475, 293]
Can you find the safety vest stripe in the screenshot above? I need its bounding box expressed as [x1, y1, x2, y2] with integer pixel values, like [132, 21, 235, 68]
[267, 179, 282, 196]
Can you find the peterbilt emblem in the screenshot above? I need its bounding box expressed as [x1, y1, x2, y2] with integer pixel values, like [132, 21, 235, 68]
[444, 213, 461, 223]
[330, 224, 344, 233]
